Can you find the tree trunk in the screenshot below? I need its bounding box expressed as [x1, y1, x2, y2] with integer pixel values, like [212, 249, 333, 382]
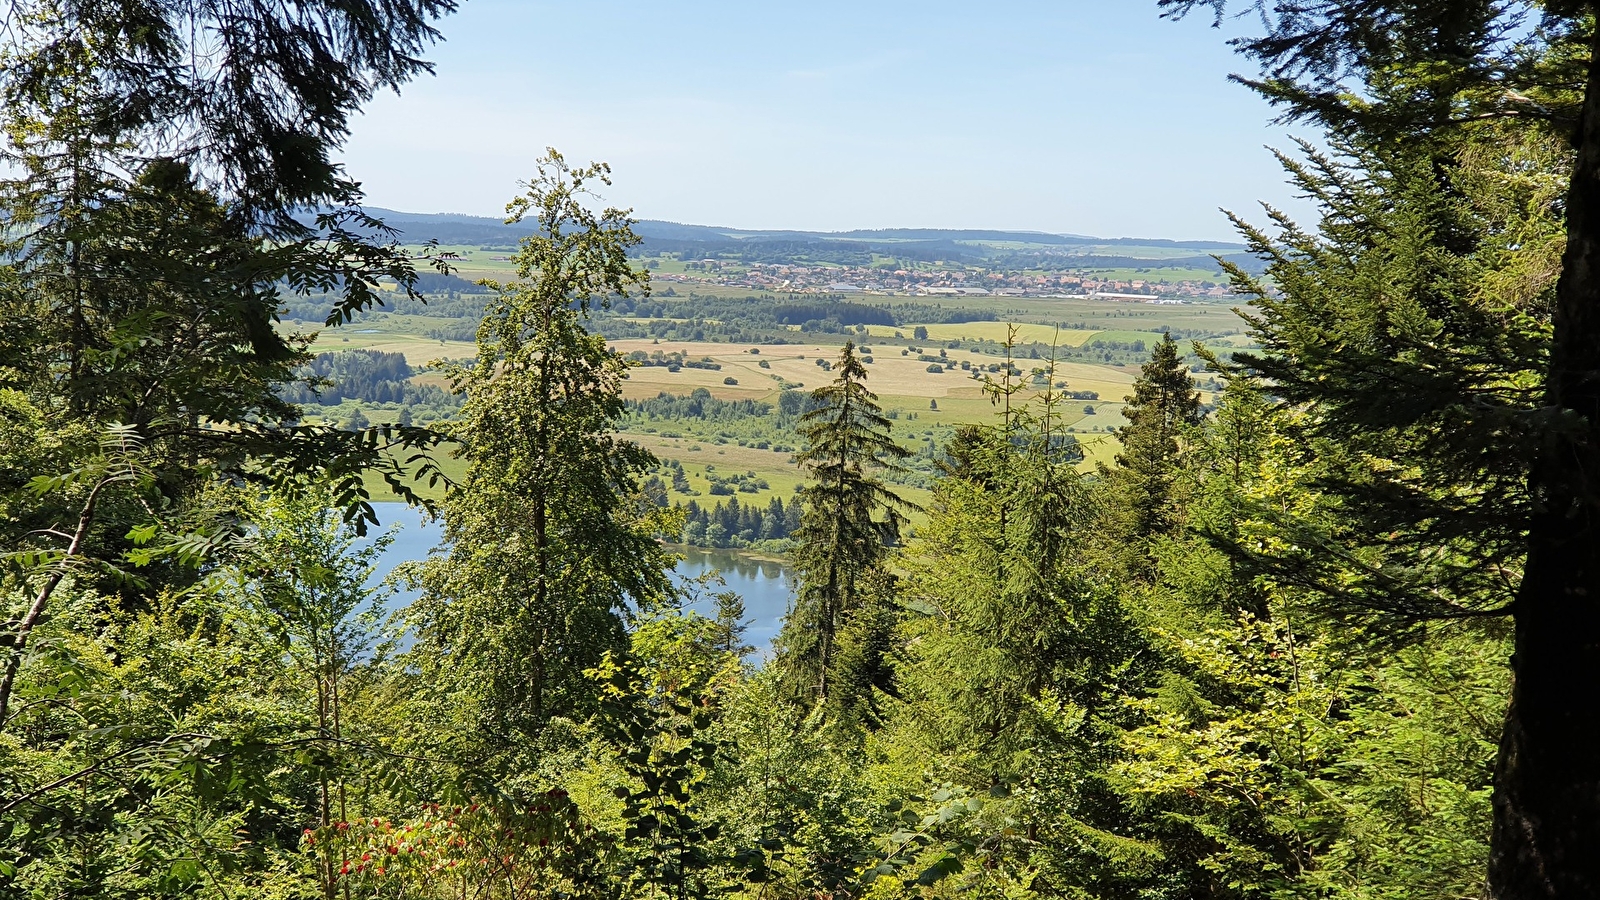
[1489, 22, 1600, 900]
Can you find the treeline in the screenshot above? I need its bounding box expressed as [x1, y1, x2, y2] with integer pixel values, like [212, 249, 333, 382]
[986, 250, 1270, 276]
[597, 294, 999, 342]
[291, 287, 1017, 348]
[625, 387, 772, 422]
[633, 237, 968, 266]
[771, 301, 894, 326]
[277, 348, 459, 408]
[677, 495, 802, 548]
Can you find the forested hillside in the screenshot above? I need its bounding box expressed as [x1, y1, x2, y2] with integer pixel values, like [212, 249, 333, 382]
[2, 2, 1597, 900]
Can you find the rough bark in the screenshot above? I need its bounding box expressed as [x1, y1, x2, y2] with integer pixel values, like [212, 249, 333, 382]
[1490, 22, 1600, 900]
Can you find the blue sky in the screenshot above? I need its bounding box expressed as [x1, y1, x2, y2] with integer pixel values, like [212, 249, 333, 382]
[339, 1, 1316, 241]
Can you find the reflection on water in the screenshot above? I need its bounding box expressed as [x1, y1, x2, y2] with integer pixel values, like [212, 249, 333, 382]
[667, 545, 794, 664]
[364, 505, 793, 663]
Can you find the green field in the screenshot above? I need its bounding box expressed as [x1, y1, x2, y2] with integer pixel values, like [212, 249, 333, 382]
[309, 326, 476, 366]
[411, 245, 519, 281]
[312, 288, 1237, 513]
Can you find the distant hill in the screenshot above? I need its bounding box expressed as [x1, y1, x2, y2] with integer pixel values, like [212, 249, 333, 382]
[340, 207, 1247, 255]
[829, 228, 1087, 245]
[313, 207, 1257, 273]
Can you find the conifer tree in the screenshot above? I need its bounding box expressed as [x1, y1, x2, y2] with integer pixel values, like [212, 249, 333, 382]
[713, 590, 755, 660]
[778, 341, 911, 709]
[889, 372, 1145, 890]
[0, 0, 454, 550]
[1158, 7, 1600, 893]
[1110, 332, 1202, 540]
[411, 153, 674, 744]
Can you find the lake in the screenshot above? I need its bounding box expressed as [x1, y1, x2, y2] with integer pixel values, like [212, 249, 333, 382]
[365, 503, 793, 663]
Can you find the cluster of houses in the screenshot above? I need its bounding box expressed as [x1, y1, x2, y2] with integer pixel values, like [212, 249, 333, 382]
[652, 260, 1233, 302]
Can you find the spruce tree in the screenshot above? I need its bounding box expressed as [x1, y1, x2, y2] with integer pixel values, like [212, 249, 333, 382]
[891, 375, 1142, 890]
[778, 341, 911, 710]
[1110, 332, 1202, 540]
[713, 590, 755, 660]
[411, 153, 674, 744]
[1158, 3, 1598, 890]
[0, 0, 455, 546]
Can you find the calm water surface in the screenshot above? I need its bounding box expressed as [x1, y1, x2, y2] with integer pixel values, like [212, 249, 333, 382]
[365, 503, 792, 662]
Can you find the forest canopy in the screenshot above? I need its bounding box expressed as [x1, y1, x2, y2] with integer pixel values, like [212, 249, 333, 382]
[1, 2, 1596, 899]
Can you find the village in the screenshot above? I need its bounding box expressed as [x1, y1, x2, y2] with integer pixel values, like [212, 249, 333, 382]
[651, 257, 1236, 301]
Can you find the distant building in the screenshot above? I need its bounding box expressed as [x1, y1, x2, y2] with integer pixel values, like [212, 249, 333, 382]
[1091, 291, 1166, 302]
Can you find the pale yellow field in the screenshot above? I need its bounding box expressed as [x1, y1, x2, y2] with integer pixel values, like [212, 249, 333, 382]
[864, 321, 1101, 346]
[611, 339, 1136, 404]
[320, 328, 1169, 499]
[312, 331, 477, 367]
[312, 330, 1139, 403]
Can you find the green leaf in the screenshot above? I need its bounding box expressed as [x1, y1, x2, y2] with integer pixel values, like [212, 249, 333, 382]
[125, 524, 158, 546]
[915, 854, 962, 886]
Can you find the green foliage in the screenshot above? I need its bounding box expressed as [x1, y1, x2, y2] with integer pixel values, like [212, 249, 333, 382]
[0, 3, 1561, 897]
[0, 6, 454, 546]
[0, 0, 456, 229]
[1213, 132, 1561, 623]
[780, 341, 913, 713]
[408, 152, 675, 746]
[593, 657, 734, 899]
[1, 583, 315, 897]
[1107, 332, 1202, 543]
[679, 496, 800, 549]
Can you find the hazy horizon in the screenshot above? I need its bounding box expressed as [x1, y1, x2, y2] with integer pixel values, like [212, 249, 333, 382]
[338, 1, 1318, 243]
[361, 205, 1249, 247]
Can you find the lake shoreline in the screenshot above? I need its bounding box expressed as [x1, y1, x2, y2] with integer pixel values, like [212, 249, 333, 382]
[660, 542, 791, 567]
[366, 506, 795, 658]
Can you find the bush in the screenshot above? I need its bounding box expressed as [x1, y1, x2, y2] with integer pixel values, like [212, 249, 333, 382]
[926, 364, 944, 373]
[723, 376, 739, 385]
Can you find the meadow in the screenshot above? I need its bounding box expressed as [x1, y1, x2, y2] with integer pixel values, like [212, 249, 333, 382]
[310, 286, 1246, 509]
